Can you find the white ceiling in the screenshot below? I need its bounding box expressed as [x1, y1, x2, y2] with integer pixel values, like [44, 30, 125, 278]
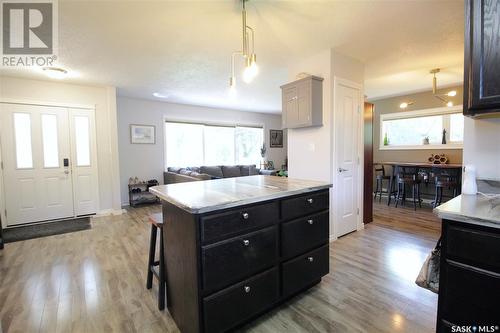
[1, 0, 465, 113]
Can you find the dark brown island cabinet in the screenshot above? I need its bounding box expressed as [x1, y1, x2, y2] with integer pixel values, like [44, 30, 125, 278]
[435, 197, 500, 333]
[463, 0, 500, 117]
[150, 176, 331, 333]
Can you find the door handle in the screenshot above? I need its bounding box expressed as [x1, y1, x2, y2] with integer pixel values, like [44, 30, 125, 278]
[338, 168, 348, 173]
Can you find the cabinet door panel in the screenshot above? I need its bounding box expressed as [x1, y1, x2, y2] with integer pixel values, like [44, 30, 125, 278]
[283, 87, 298, 128]
[464, 0, 500, 115]
[297, 81, 311, 126]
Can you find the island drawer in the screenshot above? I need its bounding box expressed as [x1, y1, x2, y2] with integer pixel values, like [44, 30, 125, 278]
[201, 201, 279, 244]
[282, 244, 329, 297]
[440, 261, 500, 324]
[202, 225, 278, 293]
[281, 191, 329, 220]
[281, 211, 329, 260]
[203, 267, 279, 333]
[446, 222, 500, 273]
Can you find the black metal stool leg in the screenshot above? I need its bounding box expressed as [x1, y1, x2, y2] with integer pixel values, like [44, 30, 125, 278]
[147, 224, 157, 290]
[158, 229, 165, 310]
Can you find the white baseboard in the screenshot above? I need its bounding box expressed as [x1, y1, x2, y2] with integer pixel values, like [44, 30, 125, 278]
[94, 208, 126, 217]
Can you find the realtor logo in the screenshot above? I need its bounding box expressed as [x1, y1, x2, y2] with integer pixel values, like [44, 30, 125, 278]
[1, 0, 58, 66]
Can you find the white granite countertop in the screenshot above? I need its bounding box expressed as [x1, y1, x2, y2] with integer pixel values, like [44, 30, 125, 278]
[149, 175, 332, 214]
[434, 194, 500, 229]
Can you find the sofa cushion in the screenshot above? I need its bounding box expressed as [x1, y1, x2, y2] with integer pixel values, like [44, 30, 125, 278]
[200, 166, 224, 178]
[186, 166, 200, 173]
[240, 165, 258, 176]
[222, 165, 242, 178]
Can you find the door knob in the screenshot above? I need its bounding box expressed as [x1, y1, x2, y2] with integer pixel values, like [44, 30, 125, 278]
[307, 219, 314, 225]
[338, 168, 348, 173]
[307, 198, 314, 204]
[244, 286, 251, 293]
[242, 212, 249, 220]
[243, 239, 250, 246]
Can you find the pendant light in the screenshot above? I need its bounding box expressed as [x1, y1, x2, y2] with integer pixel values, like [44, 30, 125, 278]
[229, 0, 258, 91]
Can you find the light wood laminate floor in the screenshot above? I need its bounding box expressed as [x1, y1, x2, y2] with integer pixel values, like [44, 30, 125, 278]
[0, 201, 440, 333]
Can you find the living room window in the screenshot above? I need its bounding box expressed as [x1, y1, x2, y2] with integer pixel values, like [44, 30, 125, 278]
[380, 106, 464, 150]
[164, 122, 263, 168]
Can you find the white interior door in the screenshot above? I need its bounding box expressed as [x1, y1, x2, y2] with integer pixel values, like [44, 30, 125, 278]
[0, 103, 74, 225]
[335, 82, 360, 237]
[69, 108, 99, 216]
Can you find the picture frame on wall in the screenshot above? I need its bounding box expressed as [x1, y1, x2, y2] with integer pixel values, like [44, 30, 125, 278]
[270, 129, 283, 148]
[130, 124, 156, 144]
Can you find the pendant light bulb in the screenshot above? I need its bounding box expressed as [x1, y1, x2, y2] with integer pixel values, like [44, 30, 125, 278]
[242, 54, 258, 83]
[447, 90, 457, 97]
[447, 101, 454, 107]
[229, 76, 237, 95]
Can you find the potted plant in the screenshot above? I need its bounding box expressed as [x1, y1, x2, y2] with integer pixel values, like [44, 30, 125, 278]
[423, 136, 430, 145]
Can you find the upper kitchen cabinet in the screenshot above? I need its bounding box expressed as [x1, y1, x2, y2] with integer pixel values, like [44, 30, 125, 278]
[281, 76, 323, 129]
[464, 0, 500, 117]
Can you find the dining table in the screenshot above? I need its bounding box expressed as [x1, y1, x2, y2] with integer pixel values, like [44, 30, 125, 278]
[379, 162, 463, 206]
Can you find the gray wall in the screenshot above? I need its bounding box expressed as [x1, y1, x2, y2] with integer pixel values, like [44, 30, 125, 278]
[370, 85, 464, 165]
[117, 97, 287, 205]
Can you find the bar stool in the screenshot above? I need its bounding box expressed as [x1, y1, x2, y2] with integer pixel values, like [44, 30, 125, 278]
[374, 164, 393, 203]
[146, 212, 167, 310]
[433, 175, 459, 208]
[395, 173, 422, 210]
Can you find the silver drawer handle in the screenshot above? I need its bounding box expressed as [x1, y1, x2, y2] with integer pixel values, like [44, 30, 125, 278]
[242, 212, 249, 220]
[307, 219, 314, 225]
[307, 256, 314, 262]
[244, 286, 251, 293]
[307, 198, 314, 204]
[243, 239, 250, 246]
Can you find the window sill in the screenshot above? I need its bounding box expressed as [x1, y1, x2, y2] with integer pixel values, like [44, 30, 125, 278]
[379, 144, 463, 151]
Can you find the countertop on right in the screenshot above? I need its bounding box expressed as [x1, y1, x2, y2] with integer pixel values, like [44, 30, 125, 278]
[434, 194, 500, 229]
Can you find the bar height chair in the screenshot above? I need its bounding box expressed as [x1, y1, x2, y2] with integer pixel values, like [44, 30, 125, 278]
[374, 164, 393, 203]
[146, 212, 167, 310]
[395, 168, 422, 211]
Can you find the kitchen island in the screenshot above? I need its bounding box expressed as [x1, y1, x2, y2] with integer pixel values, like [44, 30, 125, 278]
[434, 194, 500, 332]
[150, 175, 332, 333]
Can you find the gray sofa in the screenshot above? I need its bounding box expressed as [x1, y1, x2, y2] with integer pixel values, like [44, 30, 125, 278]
[164, 165, 276, 184]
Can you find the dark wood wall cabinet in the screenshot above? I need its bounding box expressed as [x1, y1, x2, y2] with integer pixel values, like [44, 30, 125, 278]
[463, 0, 500, 117]
[436, 219, 500, 332]
[162, 190, 330, 333]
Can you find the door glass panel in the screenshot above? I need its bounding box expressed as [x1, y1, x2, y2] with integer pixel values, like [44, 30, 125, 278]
[41, 114, 59, 168]
[74, 116, 90, 166]
[13, 113, 33, 169]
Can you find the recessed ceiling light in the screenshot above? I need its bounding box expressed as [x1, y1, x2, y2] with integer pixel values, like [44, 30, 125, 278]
[447, 90, 457, 97]
[153, 92, 169, 98]
[42, 66, 68, 79]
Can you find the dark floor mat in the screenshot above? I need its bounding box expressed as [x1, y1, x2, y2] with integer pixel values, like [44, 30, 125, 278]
[2, 217, 91, 243]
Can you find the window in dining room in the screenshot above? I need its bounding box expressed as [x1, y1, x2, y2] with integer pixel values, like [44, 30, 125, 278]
[380, 106, 464, 149]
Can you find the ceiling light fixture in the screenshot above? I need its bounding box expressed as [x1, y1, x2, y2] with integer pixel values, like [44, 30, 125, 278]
[430, 68, 455, 107]
[153, 92, 169, 98]
[229, 0, 258, 90]
[42, 66, 68, 79]
[399, 101, 414, 109]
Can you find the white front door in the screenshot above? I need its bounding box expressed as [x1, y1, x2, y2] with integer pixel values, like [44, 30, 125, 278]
[68, 108, 99, 216]
[334, 81, 361, 237]
[0, 103, 74, 225]
[0, 103, 99, 226]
